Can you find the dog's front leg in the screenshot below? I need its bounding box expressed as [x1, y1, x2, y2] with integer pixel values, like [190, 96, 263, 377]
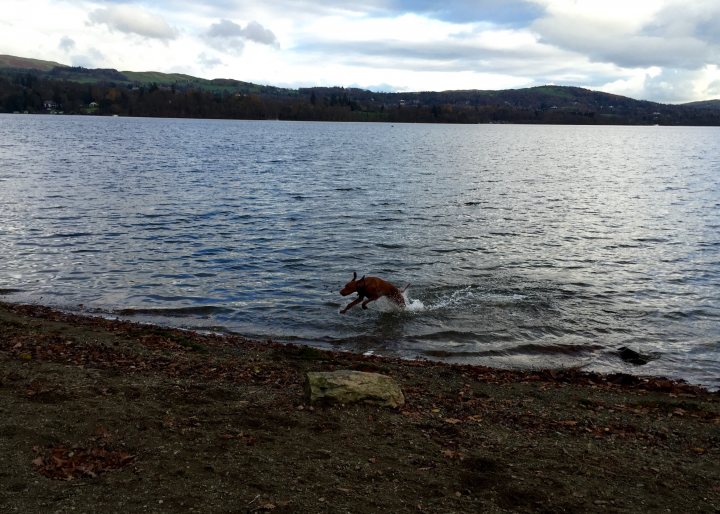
[361, 298, 375, 309]
[341, 296, 363, 314]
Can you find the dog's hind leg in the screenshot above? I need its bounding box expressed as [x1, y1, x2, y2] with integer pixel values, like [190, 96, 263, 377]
[392, 293, 406, 308]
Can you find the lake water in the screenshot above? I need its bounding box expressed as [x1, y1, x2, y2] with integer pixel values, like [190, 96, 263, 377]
[1, 114, 718, 389]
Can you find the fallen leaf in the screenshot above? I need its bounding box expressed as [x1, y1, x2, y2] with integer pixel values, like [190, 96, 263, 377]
[32, 445, 136, 480]
[441, 449, 465, 460]
[558, 420, 579, 426]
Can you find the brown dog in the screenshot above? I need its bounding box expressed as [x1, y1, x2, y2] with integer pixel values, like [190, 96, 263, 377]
[340, 272, 408, 314]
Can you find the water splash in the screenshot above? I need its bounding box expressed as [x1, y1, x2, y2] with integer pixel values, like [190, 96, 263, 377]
[405, 298, 426, 312]
[419, 286, 529, 312]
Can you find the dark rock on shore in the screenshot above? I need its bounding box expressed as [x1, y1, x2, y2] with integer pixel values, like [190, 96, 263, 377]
[617, 346, 654, 365]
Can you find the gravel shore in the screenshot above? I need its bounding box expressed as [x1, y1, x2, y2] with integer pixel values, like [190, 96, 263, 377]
[1, 302, 718, 513]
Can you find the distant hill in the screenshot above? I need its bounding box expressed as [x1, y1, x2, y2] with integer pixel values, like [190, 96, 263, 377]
[2, 53, 720, 125]
[0, 55, 283, 95]
[0, 54, 68, 72]
[682, 99, 720, 110]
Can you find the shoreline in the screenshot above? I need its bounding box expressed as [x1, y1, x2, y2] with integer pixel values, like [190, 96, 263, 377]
[1, 300, 718, 512]
[2, 300, 713, 390]
[2, 296, 716, 392]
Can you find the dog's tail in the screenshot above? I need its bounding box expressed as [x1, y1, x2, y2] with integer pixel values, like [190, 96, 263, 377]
[401, 283, 410, 293]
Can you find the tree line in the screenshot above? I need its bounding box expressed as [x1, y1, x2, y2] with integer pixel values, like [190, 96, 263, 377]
[2, 69, 720, 125]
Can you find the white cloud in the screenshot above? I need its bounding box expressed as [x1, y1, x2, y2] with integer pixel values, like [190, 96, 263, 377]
[240, 21, 278, 46]
[647, 0, 720, 43]
[599, 64, 720, 105]
[58, 36, 75, 52]
[204, 19, 278, 55]
[522, 0, 720, 101]
[206, 20, 246, 54]
[641, 68, 709, 103]
[197, 52, 224, 68]
[206, 19, 245, 39]
[529, 0, 720, 69]
[87, 5, 179, 41]
[70, 48, 107, 69]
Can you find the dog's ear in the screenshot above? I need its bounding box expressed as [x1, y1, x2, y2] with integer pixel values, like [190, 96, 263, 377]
[360, 275, 365, 281]
[352, 271, 357, 281]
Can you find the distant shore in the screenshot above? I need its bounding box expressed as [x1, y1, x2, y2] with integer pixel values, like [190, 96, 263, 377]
[1, 301, 718, 512]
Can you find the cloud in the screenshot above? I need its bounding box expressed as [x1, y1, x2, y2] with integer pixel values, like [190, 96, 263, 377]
[534, 22, 710, 69]
[205, 20, 246, 54]
[204, 19, 278, 55]
[645, 0, 720, 43]
[641, 68, 707, 103]
[206, 19, 245, 39]
[197, 52, 224, 68]
[597, 64, 720, 104]
[88, 5, 179, 40]
[707, 79, 720, 97]
[58, 36, 75, 52]
[242, 21, 279, 46]
[231, 0, 542, 26]
[70, 48, 106, 69]
[529, 0, 720, 70]
[290, 16, 599, 83]
[352, 82, 400, 92]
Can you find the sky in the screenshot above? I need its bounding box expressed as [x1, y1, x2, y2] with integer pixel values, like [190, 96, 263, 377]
[2, 0, 720, 104]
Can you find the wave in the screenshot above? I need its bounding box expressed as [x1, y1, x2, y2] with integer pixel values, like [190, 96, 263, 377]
[498, 342, 606, 357]
[40, 232, 94, 238]
[420, 342, 607, 363]
[116, 305, 233, 317]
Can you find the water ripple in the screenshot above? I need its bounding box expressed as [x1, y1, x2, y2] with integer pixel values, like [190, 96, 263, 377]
[1, 116, 719, 390]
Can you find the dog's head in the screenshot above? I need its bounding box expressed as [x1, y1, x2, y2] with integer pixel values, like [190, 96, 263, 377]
[340, 272, 363, 296]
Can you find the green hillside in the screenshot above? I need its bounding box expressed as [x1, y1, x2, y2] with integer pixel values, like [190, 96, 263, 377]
[0, 55, 289, 95]
[0, 54, 67, 72]
[122, 71, 293, 95]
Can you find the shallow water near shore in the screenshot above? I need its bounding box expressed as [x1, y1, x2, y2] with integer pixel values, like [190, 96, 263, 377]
[1, 115, 718, 389]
